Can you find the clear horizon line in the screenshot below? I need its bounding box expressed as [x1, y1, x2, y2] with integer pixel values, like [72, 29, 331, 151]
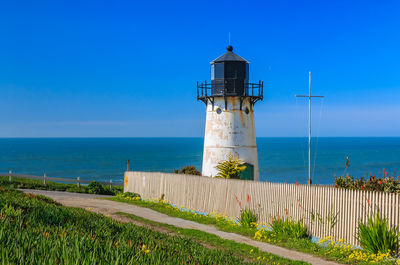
[1, 136, 400, 139]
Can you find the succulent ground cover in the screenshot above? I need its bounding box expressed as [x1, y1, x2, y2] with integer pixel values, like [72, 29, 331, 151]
[0, 176, 122, 195]
[0, 187, 264, 265]
[111, 193, 400, 265]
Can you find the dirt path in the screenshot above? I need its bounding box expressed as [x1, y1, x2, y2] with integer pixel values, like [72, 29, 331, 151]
[22, 189, 340, 265]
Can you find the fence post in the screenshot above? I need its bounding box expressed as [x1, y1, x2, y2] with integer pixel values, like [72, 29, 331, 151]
[9, 170, 12, 183]
[43, 173, 47, 185]
[127, 160, 130, 171]
[109, 179, 112, 189]
[77, 177, 80, 188]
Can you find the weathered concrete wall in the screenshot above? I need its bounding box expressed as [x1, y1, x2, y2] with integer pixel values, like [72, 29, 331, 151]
[124, 171, 400, 247]
[202, 97, 259, 180]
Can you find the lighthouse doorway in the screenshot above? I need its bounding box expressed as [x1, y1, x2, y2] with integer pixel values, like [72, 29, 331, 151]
[240, 163, 254, 180]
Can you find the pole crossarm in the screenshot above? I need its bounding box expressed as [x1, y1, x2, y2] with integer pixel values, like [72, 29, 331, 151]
[296, 95, 324, 98]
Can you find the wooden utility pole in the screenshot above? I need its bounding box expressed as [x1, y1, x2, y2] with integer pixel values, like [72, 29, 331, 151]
[296, 72, 324, 185]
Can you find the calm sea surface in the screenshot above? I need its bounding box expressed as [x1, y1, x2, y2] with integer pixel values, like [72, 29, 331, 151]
[0, 138, 399, 185]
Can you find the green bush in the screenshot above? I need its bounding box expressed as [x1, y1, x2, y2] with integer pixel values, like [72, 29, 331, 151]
[88, 181, 106, 194]
[357, 210, 400, 254]
[215, 153, 246, 179]
[334, 171, 400, 193]
[270, 217, 309, 239]
[239, 208, 257, 228]
[174, 166, 201, 176]
[123, 192, 141, 198]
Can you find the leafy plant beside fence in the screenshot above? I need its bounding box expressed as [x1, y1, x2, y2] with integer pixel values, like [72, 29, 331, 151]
[357, 210, 400, 255]
[236, 194, 258, 228]
[215, 153, 246, 179]
[174, 166, 201, 176]
[335, 169, 400, 193]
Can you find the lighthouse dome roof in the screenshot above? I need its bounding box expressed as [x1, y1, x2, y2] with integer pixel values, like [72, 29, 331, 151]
[211, 46, 249, 64]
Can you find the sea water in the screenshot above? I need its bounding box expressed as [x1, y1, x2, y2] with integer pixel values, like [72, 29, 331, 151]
[0, 137, 399, 185]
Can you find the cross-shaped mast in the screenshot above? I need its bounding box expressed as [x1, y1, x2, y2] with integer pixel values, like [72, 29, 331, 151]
[296, 72, 324, 185]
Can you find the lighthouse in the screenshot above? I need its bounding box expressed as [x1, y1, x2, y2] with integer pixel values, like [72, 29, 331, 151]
[197, 46, 263, 180]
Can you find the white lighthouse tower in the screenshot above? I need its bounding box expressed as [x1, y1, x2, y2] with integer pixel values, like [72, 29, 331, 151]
[197, 46, 263, 180]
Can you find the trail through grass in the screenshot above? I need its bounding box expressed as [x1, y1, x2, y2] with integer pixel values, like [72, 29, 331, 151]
[116, 211, 310, 265]
[0, 187, 260, 264]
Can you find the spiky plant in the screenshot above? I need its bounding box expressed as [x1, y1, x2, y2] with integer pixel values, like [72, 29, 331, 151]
[215, 153, 246, 179]
[239, 208, 258, 228]
[357, 209, 400, 254]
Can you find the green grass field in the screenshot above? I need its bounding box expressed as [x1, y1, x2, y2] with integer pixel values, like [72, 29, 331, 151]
[0, 186, 283, 265]
[0, 176, 123, 195]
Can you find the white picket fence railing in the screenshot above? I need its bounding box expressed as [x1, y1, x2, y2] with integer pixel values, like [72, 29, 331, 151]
[124, 171, 400, 246]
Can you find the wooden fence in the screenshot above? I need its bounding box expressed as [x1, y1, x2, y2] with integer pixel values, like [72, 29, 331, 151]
[125, 171, 400, 246]
[2, 171, 121, 188]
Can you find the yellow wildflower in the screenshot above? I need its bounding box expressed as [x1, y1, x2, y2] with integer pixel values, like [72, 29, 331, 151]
[141, 244, 150, 254]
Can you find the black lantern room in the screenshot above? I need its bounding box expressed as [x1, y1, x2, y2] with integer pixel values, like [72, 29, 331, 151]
[197, 46, 263, 109]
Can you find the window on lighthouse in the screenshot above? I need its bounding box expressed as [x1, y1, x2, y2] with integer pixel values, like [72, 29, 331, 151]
[214, 63, 224, 79]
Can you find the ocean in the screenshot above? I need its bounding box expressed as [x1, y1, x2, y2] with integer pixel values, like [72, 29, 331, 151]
[0, 137, 399, 185]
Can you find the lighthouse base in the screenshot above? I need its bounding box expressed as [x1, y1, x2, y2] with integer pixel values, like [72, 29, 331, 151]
[201, 97, 259, 181]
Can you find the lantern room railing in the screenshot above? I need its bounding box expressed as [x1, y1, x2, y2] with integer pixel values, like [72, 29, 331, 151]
[197, 79, 263, 105]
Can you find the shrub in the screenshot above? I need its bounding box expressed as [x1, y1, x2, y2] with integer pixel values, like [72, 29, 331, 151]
[334, 170, 400, 193]
[215, 153, 246, 179]
[174, 166, 201, 176]
[88, 181, 105, 194]
[270, 217, 309, 239]
[239, 208, 257, 228]
[357, 210, 400, 255]
[123, 192, 141, 198]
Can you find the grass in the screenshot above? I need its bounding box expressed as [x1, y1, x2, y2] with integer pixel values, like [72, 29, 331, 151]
[109, 194, 400, 265]
[116, 211, 310, 265]
[110, 195, 257, 237]
[0, 176, 123, 195]
[0, 186, 264, 264]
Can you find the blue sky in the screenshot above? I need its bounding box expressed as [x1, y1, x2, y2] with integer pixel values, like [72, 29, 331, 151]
[1, 0, 400, 137]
